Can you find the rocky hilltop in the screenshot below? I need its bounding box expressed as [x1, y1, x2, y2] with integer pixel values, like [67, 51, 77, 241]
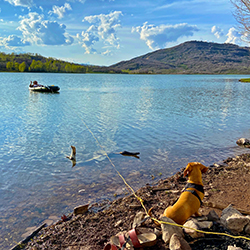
[108, 41, 250, 74]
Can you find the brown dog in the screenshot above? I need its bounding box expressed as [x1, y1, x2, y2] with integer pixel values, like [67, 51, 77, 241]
[163, 162, 208, 225]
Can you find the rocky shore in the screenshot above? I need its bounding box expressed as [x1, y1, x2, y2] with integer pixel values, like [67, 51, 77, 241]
[15, 153, 250, 250]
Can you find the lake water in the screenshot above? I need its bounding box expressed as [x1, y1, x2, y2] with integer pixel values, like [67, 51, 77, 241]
[1, 73, 250, 248]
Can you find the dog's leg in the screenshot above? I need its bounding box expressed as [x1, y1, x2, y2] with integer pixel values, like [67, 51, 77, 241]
[194, 210, 202, 217]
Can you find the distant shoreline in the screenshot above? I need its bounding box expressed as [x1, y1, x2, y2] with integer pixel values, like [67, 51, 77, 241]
[239, 78, 250, 82]
[2, 41, 250, 74]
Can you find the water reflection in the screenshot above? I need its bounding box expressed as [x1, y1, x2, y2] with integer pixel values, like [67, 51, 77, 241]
[1, 74, 250, 249]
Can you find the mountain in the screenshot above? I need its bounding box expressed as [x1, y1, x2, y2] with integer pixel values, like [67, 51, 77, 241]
[108, 41, 250, 74]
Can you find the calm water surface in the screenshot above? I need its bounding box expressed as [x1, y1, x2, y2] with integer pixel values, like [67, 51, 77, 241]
[1, 73, 250, 248]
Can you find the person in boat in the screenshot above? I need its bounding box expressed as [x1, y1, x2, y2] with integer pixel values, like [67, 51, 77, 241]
[33, 80, 38, 86]
[32, 80, 42, 87]
[29, 81, 33, 87]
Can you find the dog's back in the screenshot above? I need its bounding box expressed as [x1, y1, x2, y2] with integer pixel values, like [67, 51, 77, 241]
[163, 188, 204, 225]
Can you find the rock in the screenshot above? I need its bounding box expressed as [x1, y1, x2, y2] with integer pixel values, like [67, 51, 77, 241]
[213, 163, 220, 167]
[183, 220, 204, 238]
[195, 220, 213, 229]
[204, 191, 210, 197]
[154, 228, 162, 237]
[221, 204, 242, 217]
[227, 246, 243, 250]
[43, 215, 60, 226]
[78, 189, 85, 193]
[244, 215, 250, 234]
[220, 204, 249, 233]
[169, 233, 191, 250]
[73, 204, 89, 215]
[114, 220, 123, 227]
[132, 211, 145, 228]
[207, 209, 220, 222]
[22, 226, 38, 239]
[236, 138, 250, 147]
[161, 216, 184, 244]
[194, 215, 208, 221]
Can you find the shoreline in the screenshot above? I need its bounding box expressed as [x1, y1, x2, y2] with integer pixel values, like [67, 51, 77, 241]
[13, 151, 250, 250]
[4, 146, 249, 250]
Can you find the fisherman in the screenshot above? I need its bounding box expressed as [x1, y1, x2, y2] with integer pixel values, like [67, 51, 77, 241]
[33, 80, 39, 86]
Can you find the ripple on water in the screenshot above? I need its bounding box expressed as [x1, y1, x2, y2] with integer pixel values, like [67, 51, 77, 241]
[2, 74, 250, 249]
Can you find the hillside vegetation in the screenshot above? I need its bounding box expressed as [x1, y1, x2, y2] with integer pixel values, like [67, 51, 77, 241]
[0, 52, 110, 73]
[108, 41, 250, 74]
[1, 41, 250, 74]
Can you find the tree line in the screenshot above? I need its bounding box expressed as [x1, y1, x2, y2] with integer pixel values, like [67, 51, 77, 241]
[0, 52, 95, 73]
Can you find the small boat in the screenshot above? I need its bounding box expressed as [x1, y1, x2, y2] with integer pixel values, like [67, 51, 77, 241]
[29, 84, 60, 93]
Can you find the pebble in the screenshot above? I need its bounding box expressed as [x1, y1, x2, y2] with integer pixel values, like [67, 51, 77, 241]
[114, 220, 123, 227]
[78, 189, 85, 193]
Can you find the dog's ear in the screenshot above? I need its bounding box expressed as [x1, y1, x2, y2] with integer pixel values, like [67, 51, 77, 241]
[196, 163, 208, 173]
[183, 164, 193, 177]
[201, 165, 209, 173]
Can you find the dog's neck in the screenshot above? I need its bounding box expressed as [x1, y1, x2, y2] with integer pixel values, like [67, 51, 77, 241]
[185, 167, 204, 185]
[187, 174, 204, 186]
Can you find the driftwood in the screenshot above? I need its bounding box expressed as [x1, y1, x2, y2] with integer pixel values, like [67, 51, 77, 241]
[203, 202, 250, 215]
[10, 223, 46, 250]
[152, 185, 172, 192]
[74, 204, 89, 215]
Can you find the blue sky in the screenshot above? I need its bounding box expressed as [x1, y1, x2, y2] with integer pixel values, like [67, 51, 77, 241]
[0, 0, 246, 66]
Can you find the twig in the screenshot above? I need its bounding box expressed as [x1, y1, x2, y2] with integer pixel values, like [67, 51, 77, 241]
[203, 202, 250, 215]
[10, 223, 46, 250]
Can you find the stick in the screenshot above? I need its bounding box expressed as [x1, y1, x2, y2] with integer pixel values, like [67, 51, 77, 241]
[203, 202, 250, 215]
[10, 223, 46, 250]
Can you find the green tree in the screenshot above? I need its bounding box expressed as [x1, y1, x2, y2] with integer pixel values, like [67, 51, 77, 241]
[65, 63, 72, 73]
[51, 61, 59, 72]
[6, 61, 13, 71]
[29, 60, 44, 72]
[14, 62, 19, 71]
[28, 60, 37, 71]
[19, 62, 27, 72]
[44, 60, 52, 72]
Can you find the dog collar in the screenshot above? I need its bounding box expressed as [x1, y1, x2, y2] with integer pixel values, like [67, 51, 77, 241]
[184, 183, 204, 194]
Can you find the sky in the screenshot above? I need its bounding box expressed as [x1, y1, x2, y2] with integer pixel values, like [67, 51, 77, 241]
[0, 0, 247, 66]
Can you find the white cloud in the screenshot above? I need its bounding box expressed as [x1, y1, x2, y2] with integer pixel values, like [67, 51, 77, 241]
[4, 0, 33, 7]
[79, 11, 122, 54]
[80, 29, 99, 54]
[132, 22, 199, 50]
[0, 35, 30, 48]
[49, 3, 72, 19]
[17, 12, 74, 46]
[102, 49, 112, 56]
[225, 27, 241, 44]
[211, 25, 223, 39]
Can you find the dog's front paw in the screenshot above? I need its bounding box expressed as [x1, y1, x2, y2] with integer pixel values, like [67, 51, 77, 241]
[194, 211, 202, 217]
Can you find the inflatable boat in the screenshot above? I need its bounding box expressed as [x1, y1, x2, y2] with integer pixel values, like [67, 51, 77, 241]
[29, 85, 60, 93]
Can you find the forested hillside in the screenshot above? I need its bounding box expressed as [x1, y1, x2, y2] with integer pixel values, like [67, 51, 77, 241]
[0, 52, 107, 73]
[2, 41, 250, 74]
